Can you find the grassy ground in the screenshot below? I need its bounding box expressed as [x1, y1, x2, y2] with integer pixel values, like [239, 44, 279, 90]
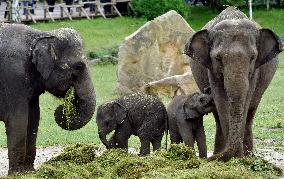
[30, 17, 147, 53]
[0, 7, 284, 153]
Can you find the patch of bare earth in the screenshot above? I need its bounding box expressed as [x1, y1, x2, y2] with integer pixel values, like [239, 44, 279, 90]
[254, 138, 284, 170]
[0, 146, 63, 177]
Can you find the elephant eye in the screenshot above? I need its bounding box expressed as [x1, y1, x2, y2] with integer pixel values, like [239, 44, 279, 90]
[215, 55, 223, 66]
[250, 56, 255, 63]
[199, 97, 204, 103]
[105, 121, 109, 126]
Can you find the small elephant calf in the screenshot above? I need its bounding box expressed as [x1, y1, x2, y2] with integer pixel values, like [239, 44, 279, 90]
[96, 92, 167, 155]
[167, 92, 214, 158]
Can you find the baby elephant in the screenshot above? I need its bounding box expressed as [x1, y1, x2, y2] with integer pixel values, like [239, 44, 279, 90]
[167, 92, 214, 158]
[96, 92, 167, 155]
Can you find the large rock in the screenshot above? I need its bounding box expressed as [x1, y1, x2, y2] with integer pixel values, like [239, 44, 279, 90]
[116, 10, 199, 96]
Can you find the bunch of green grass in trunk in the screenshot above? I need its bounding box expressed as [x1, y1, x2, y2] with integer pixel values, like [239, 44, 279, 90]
[62, 87, 78, 129]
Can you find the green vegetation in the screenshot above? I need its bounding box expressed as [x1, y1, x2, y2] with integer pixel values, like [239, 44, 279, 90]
[62, 87, 78, 129]
[188, 7, 284, 35]
[30, 17, 147, 53]
[12, 144, 283, 178]
[217, 0, 246, 8]
[253, 8, 284, 36]
[131, 0, 190, 20]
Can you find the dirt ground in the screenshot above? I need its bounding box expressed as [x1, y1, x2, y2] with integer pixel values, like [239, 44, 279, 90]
[0, 146, 63, 177]
[0, 146, 284, 177]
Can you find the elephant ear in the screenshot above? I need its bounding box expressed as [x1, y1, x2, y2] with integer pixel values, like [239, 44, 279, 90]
[184, 30, 211, 69]
[32, 35, 57, 80]
[255, 29, 283, 68]
[113, 102, 128, 124]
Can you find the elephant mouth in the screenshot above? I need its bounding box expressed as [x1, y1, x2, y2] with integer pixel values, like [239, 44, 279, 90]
[203, 100, 214, 115]
[204, 100, 214, 108]
[48, 83, 72, 98]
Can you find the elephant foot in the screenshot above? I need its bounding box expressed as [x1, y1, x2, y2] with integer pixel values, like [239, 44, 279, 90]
[243, 147, 254, 156]
[8, 165, 35, 175]
[244, 150, 254, 157]
[208, 147, 243, 162]
[138, 153, 147, 157]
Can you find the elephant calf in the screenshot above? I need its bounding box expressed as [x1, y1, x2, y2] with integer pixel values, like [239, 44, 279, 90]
[96, 92, 167, 155]
[167, 92, 214, 158]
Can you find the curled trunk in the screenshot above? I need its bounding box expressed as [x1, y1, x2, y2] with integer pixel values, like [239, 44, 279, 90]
[55, 69, 96, 130]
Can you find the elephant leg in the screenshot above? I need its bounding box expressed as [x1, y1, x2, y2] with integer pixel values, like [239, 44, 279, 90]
[170, 130, 183, 144]
[25, 97, 40, 171]
[139, 137, 151, 156]
[6, 103, 29, 175]
[115, 132, 129, 149]
[151, 135, 163, 151]
[196, 125, 207, 158]
[243, 108, 256, 156]
[107, 133, 117, 149]
[179, 123, 194, 148]
[213, 111, 226, 154]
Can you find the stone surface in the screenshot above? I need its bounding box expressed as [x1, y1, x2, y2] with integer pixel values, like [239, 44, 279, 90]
[144, 72, 199, 96]
[116, 10, 198, 96]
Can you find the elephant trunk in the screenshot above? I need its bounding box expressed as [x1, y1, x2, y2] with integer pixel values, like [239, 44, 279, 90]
[55, 68, 96, 130]
[99, 131, 110, 148]
[223, 72, 249, 158]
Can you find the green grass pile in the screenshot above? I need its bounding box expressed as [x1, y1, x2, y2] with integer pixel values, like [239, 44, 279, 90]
[13, 144, 283, 179]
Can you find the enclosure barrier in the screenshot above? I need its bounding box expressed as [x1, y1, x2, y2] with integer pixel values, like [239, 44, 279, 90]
[0, 0, 132, 23]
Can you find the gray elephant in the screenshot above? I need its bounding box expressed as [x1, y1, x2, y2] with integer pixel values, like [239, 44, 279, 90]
[0, 23, 96, 174]
[185, 7, 283, 161]
[96, 92, 167, 155]
[167, 92, 213, 158]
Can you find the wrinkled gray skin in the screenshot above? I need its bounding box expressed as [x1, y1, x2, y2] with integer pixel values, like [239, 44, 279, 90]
[167, 92, 213, 158]
[185, 7, 283, 161]
[96, 93, 167, 155]
[0, 23, 96, 174]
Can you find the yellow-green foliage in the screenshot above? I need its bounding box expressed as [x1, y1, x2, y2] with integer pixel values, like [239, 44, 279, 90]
[13, 144, 283, 179]
[62, 87, 78, 128]
[49, 144, 99, 164]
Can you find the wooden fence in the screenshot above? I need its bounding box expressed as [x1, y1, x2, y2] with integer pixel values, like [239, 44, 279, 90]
[0, 0, 132, 23]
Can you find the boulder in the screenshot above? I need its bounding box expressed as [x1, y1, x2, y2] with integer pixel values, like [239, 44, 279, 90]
[144, 72, 199, 96]
[116, 10, 199, 96]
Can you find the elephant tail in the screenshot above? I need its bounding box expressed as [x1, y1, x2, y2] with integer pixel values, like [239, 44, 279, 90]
[165, 114, 169, 150]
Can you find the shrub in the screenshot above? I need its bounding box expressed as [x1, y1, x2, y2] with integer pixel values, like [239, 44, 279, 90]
[216, 0, 246, 7]
[88, 46, 119, 65]
[280, 0, 284, 7]
[131, 0, 190, 20]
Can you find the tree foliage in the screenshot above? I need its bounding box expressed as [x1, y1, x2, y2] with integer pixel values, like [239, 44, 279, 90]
[131, 0, 190, 20]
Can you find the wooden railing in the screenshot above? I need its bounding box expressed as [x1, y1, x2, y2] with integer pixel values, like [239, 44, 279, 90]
[1, 0, 132, 23]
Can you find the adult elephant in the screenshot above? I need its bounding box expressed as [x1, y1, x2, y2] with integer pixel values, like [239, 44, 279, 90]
[185, 7, 283, 161]
[0, 24, 96, 174]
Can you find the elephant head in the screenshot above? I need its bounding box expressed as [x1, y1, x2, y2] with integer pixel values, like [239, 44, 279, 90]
[185, 18, 283, 160]
[179, 92, 214, 121]
[96, 101, 127, 147]
[31, 28, 96, 130]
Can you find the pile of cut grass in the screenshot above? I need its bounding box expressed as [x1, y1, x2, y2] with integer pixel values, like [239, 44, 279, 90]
[12, 144, 283, 179]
